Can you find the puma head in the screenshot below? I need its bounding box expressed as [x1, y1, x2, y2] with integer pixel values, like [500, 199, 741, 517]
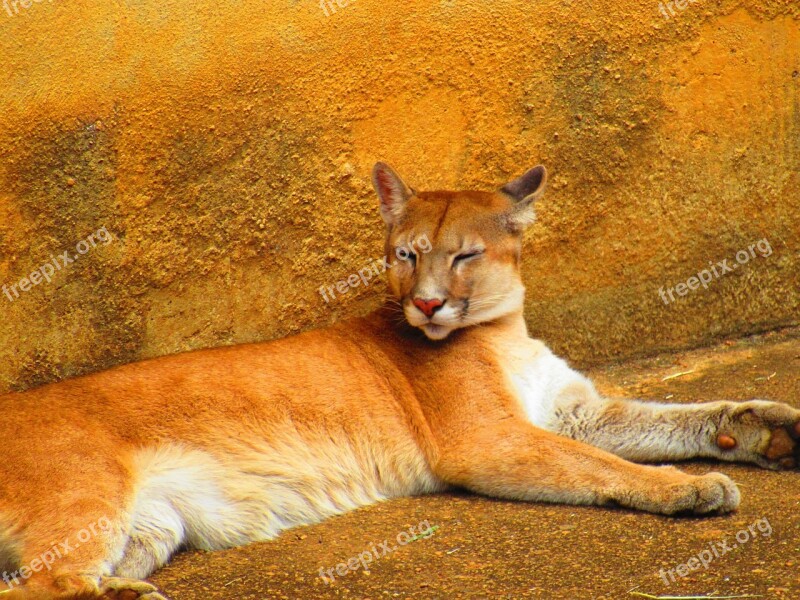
[371, 162, 547, 341]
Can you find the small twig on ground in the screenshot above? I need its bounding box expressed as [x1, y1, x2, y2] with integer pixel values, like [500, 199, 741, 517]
[629, 592, 761, 599]
[661, 370, 696, 381]
[409, 525, 440, 542]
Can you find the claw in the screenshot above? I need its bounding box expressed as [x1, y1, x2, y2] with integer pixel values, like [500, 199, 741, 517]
[99, 577, 163, 600]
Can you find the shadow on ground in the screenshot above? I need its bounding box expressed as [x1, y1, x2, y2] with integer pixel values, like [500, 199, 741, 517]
[151, 327, 800, 599]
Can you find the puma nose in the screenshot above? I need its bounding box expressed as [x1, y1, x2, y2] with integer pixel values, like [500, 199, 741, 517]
[412, 297, 444, 318]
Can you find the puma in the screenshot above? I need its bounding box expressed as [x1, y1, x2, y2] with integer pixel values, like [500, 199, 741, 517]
[1, 162, 798, 599]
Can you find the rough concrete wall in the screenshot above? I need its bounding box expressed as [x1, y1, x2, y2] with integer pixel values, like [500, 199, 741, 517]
[0, 0, 798, 393]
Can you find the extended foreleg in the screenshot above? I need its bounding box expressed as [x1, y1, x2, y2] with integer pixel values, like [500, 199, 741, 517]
[550, 390, 800, 469]
[433, 420, 740, 515]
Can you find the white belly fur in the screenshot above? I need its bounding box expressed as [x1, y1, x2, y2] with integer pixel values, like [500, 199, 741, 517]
[128, 432, 444, 552]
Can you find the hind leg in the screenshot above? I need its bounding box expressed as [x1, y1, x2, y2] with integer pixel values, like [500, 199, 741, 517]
[2, 577, 166, 600]
[113, 505, 184, 581]
[0, 500, 168, 599]
[0, 518, 172, 599]
[0, 497, 173, 599]
[0, 447, 171, 599]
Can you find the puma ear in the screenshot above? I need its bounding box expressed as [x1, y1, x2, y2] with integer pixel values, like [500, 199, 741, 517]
[500, 165, 548, 232]
[372, 162, 414, 226]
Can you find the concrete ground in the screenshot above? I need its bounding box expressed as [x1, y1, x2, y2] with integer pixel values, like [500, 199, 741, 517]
[151, 327, 800, 600]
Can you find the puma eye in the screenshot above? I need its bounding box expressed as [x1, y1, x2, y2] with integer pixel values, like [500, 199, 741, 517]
[453, 250, 483, 265]
[398, 250, 416, 263]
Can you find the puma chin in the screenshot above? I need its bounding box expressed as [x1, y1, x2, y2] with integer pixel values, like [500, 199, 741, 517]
[372, 162, 545, 341]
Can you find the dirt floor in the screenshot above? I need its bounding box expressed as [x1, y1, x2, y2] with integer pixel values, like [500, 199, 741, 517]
[150, 327, 800, 600]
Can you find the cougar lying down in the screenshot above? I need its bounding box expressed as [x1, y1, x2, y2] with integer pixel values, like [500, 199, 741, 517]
[1, 163, 798, 599]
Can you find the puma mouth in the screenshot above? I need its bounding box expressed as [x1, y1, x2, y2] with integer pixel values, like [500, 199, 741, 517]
[403, 302, 461, 339]
[420, 323, 452, 340]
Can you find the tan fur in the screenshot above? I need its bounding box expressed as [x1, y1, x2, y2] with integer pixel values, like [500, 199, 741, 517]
[1, 163, 798, 599]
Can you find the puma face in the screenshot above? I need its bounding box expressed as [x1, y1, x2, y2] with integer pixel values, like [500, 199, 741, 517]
[371, 162, 548, 340]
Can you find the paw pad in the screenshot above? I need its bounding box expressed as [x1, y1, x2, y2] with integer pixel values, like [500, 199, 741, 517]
[716, 434, 737, 450]
[765, 428, 795, 460]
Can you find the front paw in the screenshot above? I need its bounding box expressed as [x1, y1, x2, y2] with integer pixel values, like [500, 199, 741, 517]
[624, 467, 740, 515]
[715, 400, 800, 469]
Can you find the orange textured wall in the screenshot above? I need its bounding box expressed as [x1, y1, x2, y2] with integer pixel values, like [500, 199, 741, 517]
[0, 0, 798, 392]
